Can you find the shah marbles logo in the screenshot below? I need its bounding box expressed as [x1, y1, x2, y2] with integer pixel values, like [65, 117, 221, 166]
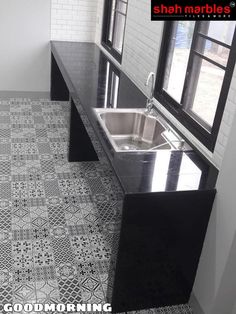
[151, 0, 236, 20]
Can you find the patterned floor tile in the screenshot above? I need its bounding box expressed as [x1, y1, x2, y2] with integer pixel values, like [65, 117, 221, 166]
[12, 240, 33, 269]
[31, 216, 49, 229]
[67, 224, 86, 237]
[51, 237, 75, 267]
[12, 215, 31, 230]
[99, 273, 109, 296]
[32, 227, 50, 240]
[13, 282, 36, 303]
[34, 266, 56, 281]
[89, 233, 111, 261]
[76, 260, 98, 277]
[0, 201, 12, 231]
[0, 285, 13, 307]
[80, 275, 101, 293]
[0, 242, 13, 270]
[35, 280, 60, 303]
[58, 179, 77, 196]
[0, 182, 11, 199]
[0, 230, 12, 243]
[33, 238, 55, 267]
[70, 235, 93, 263]
[81, 288, 105, 304]
[0, 160, 11, 175]
[48, 205, 66, 226]
[0, 143, 11, 155]
[0, 269, 13, 286]
[96, 201, 122, 223]
[56, 263, 77, 280]
[0, 98, 192, 314]
[65, 207, 84, 226]
[28, 181, 45, 198]
[28, 197, 46, 208]
[95, 260, 110, 275]
[40, 160, 55, 174]
[50, 226, 68, 238]
[74, 178, 92, 195]
[12, 229, 32, 241]
[58, 278, 82, 304]
[44, 180, 60, 198]
[87, 177, 107, 195]
[13, 268, 35, 284]
[155, 305, 193, 314]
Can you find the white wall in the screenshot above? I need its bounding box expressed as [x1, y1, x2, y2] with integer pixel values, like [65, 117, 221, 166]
[191, 108, 236, 314]
[95, 0, 104, 44]
[0, 0, 51, 93]
[95, 0, 236, 170]
[233, 300, 236, 314]
[51, 0, 98, 42]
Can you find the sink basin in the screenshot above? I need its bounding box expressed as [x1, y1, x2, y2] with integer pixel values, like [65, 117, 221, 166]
[94, 108, 187, 152]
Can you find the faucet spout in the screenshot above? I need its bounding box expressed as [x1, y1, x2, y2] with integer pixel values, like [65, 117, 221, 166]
[145, 72, 155, 92]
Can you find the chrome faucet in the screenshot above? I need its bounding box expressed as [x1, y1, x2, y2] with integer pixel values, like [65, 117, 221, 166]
[145, 72, 155, 114]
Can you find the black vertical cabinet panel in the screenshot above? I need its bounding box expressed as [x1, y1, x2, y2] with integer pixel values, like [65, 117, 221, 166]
[68, 99, 98, 162]
[51, 53, 69, 101]
[111, 189, 216, 312]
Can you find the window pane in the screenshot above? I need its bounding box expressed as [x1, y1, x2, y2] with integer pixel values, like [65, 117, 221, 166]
[164, 21, 195, 102]
[206, 21, 236, 45]
[116, 0, 127, 14]
[196, 37, 230, 67]
[112, 13, 126, 53]
[108, 0, 116, 42]
[188, 57, 225, 127]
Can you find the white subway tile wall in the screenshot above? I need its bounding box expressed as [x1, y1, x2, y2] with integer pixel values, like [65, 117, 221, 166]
[122, 1, 163, 94]
[51, 0, 98, 42]
[95, 0, 104, 44]
[214, 74, 236, 167]
[51, 0, 236, 169]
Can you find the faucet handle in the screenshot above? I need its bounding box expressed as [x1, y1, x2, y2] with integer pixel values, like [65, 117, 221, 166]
[145, 98, 154, 115]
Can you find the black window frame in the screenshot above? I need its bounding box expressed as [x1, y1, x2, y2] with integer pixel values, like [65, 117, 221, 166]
[102, 0, 128, 63]
[155, 21, 236, 152]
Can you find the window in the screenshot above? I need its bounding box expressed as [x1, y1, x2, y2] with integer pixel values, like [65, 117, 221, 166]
[104, 61, 120, 108]
[102, 0, 128, 62]
[155, 21, 236, 151]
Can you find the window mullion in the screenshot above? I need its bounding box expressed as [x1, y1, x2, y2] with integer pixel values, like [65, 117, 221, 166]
[181, 22, 209, 110]
[192, 50, 226, 70]
[110, 0, 119, 48]
[198, 32, 231, 49]
[180, 23, 199, 108]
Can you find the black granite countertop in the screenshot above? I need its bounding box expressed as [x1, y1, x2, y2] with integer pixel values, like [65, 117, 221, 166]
[51, 41, 218, 194]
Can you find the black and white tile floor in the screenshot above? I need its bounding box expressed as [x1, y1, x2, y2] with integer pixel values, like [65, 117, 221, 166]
[0, 99, 192, 314]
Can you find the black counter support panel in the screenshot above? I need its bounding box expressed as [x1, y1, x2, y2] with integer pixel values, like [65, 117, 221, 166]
[68, 99, 99, 162]
[111, 190, 216, 312]
[50, 53, 69, 101]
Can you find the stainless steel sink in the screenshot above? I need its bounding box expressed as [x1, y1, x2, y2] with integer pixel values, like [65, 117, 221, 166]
[94, 108, 188, 152]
